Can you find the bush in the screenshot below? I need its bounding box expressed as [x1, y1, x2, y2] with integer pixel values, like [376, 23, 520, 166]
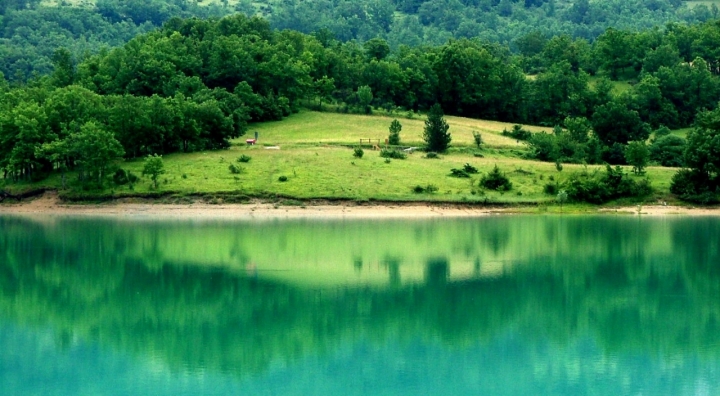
[388, 119, 402, 145]
[278, 175, 288, 182]
[502, 125, 532, 141]
[237, 154, 252, 163]
[565, 165, 652, 204]
[670, 168, 718, 203]
[113, 169, 129, 185]
[229, 164, 244, 174]
[412, 184, 439, 193]
[463, 163, 478, 174]
[380, 148, 407, 159]
[425, 152, 439, 159]
[450, 168, 471, 178]
[353, 147, 364, 158]
[649, 135, 685, 167]
[480, 165, 512, 191]
[472, 131, 483, 148]
[543, 182, 558, 195]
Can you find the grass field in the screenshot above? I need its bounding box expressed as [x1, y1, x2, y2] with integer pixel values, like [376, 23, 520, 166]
[4, 110, 680, 205]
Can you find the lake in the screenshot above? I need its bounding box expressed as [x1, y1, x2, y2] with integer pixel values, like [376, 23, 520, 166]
[1, 214, 719, 395]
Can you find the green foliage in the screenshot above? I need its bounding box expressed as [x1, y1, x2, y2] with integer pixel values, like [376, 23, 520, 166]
[71, 121, 126, 186]
[625, 141, 650, 175]
[556, 189, 568, 206]
[543, 182, 559, 195]
[112, 169, 137, 186]
[472, 131, 483, 148]
[353, 147, 364, 159]
[563, 116, 591, 143]
[463, 163, 479, 174]
[480, 166, 512, 191]
[357, 85, 373, 114]
[237, 155, 252, 163]
[502, 125, 532, 141]
[278, 175, 288, 182]
[652, 126, 672, 141]
[388, 119, 402, 145]
[423, 104, 451, 153]
[591, 100, 650, 146]
[670, 168, 718, 203]
[565, 165, 652, 204]
[412, 184, 438, 194]
[449, 168, 471, 178]
[379, 148, 407, 159]
[228, 164, 244, 174]
[425, 152, 439, 159]
[650, 135, 685, 167]
[142, 154, 165, 189]
[669, 109, 720, 202]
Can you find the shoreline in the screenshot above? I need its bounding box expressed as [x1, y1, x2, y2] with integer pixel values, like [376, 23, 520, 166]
[1, 192, 720, 219]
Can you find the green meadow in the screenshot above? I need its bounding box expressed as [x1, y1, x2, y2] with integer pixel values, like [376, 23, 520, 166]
[6, 111, 680, 205]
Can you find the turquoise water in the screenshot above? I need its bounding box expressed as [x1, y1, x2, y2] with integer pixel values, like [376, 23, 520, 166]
[1, 215, 719, 395]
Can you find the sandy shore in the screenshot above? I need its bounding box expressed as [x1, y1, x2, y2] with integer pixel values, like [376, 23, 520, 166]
[1, 192, 719, 219]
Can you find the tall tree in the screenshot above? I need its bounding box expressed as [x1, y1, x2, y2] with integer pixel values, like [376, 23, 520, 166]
[591, 99, 650, 146]
[423, 104, 451, 152]
[388, 119, 402, 145]
[72, 121, 125, 185]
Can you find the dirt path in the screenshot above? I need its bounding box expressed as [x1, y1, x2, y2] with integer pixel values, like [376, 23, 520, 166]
[1, 192, 718, 219]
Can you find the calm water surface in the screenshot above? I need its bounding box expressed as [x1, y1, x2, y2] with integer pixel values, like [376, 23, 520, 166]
[1, 214, 719, 395]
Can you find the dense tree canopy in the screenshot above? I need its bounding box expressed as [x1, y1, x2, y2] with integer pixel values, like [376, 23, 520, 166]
[5, 12, 720, 193]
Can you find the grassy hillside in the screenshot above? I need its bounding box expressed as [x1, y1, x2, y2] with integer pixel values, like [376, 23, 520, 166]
[3, 111, 679, 205]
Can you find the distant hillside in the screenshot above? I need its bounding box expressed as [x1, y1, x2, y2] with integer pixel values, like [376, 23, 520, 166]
[1, 0, 715, 81]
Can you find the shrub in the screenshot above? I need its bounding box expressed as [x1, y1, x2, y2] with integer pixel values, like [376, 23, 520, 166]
[450, 168, 471, 178]
[480, 165, 512, 191]
[412, 184, 439, 193]
[543, 182, 558, 195]
[670, 168, 718, 203]
[113, 169, 129, 185]
[649, 135, 685, 167]
[565, 165, 652, 203]
[474, 153, 484, 158]
[472, 131, 483, 148]
[388, 119, 402, 145]
[502, 125, 532, 141]
[463, 163, 478, 174]
[425, 152, 439, 159]
[380, 148, 407, 159]
[237, 154, 252, 163]
[229, 164, 244, 174]
[353, 147, 364, 158]
[278, 175, 288, 182]
[142, 154, 165, 189]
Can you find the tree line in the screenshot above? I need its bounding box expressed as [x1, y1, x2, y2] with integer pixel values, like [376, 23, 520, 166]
[2, 14, 720, 200]
[1, 0, 715, 83]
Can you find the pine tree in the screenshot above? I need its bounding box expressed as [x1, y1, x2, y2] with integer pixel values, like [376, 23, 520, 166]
[388, 119, 402, 145]
[423, 104, 451, 152]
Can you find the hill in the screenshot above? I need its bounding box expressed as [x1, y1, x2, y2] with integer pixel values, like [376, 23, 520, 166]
[1, 110, 678, 205]
[0, 0, 715, 81]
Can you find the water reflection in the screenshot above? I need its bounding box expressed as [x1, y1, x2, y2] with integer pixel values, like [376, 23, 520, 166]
[0, 215, 719, 394]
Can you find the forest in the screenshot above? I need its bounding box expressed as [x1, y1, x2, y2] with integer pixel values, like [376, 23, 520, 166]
[1, 0, 716, 82]
[2, 1, 720, 202]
